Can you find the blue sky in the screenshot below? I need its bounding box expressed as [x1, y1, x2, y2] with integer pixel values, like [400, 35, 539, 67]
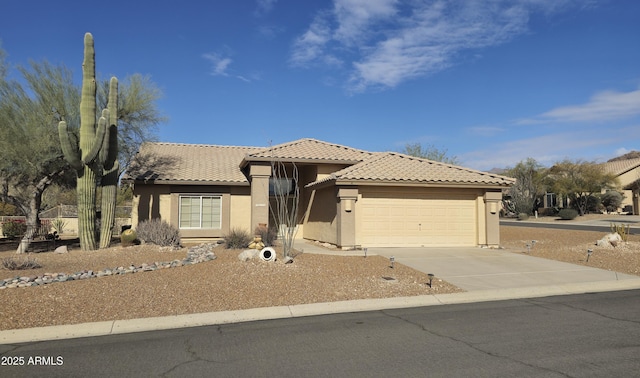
[1, 0, 639, 171]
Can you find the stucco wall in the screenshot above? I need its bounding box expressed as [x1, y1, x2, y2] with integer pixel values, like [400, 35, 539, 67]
[229, 186, 252, 231]
[132, 183, 252, 242]
[612, 169, 638, 211]
[303, 186, 338, 244]
[131, 184, 172, 226]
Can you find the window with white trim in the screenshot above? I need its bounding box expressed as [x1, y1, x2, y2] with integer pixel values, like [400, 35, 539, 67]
[179, 195, 222, 229]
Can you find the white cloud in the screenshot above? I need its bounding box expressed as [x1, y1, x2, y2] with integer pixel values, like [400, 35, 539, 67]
[203, 52, 252, 83]
[203, 53, 232, 76]
[461, 134, 581, 170]
[460, 128, 623, 171]
[333, 0, 398, 45]
[290, 12, 334, 66]
[537, 89, 640, 123]
[290, 0, 590, 92]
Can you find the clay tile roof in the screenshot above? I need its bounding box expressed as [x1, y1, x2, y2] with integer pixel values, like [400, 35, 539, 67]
[123, 142, 261, 184]
[602, 158, 640, 176]
[243, 138, 372, 164]
[307, 152, 515, 187]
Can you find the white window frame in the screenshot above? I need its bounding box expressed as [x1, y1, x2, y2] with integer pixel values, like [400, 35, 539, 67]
[178, 195, 222, 230]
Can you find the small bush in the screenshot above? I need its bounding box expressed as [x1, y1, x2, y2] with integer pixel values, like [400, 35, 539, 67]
[120, 228, 138, 247]
[51, 218, 67, 234]
[517, 213, 529, 221]
[610, 223, 630, 242]
[558, 208, 578, 220]
[601, 191, 624, 213]
[136, 219, 181, 247]
[2, 256, 41, 270]
[254, 225, 277, 246]
[223, 228, 252, 249]
[1, 219, 27, 239]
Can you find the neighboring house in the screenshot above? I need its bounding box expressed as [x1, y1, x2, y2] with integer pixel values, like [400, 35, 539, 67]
[602, 158, 640, 214]
[123, 138, 514, 248]
[540, 159, 640, 215]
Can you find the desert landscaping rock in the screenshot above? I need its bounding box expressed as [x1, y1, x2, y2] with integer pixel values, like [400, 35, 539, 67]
[2, 217, 637, 331]
[0, 243, 217, 290]
[0, 241, 459, 330]
[238, 249, 260, 261]
[54, 245, 68, 254]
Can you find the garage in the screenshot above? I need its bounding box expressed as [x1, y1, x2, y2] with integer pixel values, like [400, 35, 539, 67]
[358, 187, 479, 247]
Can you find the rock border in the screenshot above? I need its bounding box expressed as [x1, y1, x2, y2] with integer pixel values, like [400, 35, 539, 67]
[0, 244, 217, 290]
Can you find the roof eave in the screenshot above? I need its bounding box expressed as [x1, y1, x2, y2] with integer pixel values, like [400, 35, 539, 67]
[126, 179, 250, 186]
[241, 156, 364, 168]
[336, 180, 512, 189]
[305, 178, 513, 190]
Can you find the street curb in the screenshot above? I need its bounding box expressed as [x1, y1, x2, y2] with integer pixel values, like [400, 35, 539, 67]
[2, 280, 639, 345]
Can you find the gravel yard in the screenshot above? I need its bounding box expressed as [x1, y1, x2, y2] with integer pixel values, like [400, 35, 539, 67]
[501, 215, 640, 276]
[1, 215, 638, 331]
[0, 242, 459, 330]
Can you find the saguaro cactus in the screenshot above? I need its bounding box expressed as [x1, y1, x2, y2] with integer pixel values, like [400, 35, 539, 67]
[58, 33, 118, 251]
[99, 77, 119, 249]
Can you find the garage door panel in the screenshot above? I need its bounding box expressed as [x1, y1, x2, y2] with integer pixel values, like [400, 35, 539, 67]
[359, 190, 477, 247]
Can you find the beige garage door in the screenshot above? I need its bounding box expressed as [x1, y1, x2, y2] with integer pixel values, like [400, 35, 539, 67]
[359, 189, 477, 247]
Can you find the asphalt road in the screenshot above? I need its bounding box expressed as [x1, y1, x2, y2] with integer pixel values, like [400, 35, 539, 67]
[2, 290, 639, 377]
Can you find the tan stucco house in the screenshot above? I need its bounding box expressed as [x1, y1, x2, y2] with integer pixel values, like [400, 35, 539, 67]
[602, 158, 640, 214]
[123, 138, 514, 248]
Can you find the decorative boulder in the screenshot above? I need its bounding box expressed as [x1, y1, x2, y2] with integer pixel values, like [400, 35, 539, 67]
[596, 232, 623, 247]
[54, 245, 68, 254]
[248, 236, 265, 250]
[238, 249, 260, 262]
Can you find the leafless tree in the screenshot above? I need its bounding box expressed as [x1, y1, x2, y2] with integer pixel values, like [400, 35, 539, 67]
[269, 159, 299, 259]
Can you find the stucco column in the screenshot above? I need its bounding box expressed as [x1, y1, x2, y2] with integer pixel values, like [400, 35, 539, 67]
[336, 187, 358, 249]
[484, 191, 502, 247]
[249, 163, 271, 231]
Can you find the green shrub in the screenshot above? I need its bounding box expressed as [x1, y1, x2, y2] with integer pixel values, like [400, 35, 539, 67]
[517, 213, 529, 221]
[120, 228, 138, 247]
[601, 191, 624, 213]
[2, 219, 27, 239]
[254, 225, 277, 246]
[558, 208, 578, 220]
[136, 219, 181, 247]
[223, 228, 252, 249]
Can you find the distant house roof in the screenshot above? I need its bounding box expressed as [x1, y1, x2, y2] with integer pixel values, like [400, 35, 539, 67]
[602, 158, 640, 189]
[124, 138, 514, 188]
[306, 152, 515, 188]
[123, 142, 261, 185]
[602, 158, 640, 177]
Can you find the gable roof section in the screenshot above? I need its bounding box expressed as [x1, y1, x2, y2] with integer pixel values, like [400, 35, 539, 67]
[123, 142, 261, 185]
[240, 138, 373, 167]
[306, 152, 515, 188]
[602, 158, 640, 176]
[124, 139, 514, 188]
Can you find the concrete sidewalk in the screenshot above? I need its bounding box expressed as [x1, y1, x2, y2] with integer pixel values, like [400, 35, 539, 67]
[2, 240, 640, 345]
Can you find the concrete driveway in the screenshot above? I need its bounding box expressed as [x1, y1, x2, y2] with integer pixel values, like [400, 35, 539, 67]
[370, 247, 640, 291]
